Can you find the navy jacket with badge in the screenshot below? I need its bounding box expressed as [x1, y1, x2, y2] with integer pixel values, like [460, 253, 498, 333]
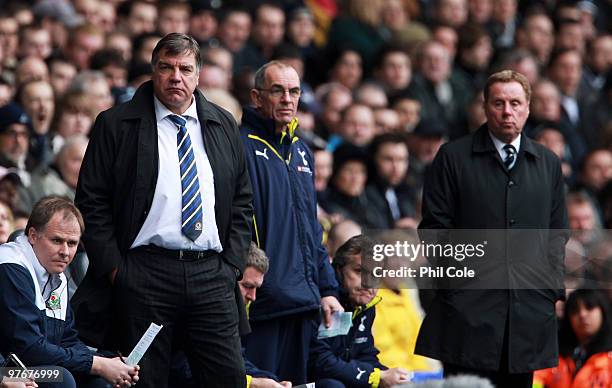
[308, 285, 385, 387]
[0, 236, 93, 373]
[240, 107, 338, 321]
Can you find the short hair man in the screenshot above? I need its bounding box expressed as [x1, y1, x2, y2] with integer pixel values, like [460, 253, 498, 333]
[48, 58, 77, 98]
[579, 148, 612, 194]
[189, 1, 218, 44]
[434, 0, 468, 28]
[216, 7, 251, 55]
[157, 1, 190, 36]
[63, 23, 105, 70]
[0, 103, 32, 185]
[0, 197, 139, 388]
[18, 80, 55, 137]
[28, 134, 88, 203]
[248, 2, 286, 65]
[123, 1, 157, 37]
[566, 191, 603, 251]
[335, 103, 376, 148]
[515, 10, 554, 65]
[240, 243, 292, 388]
[309, 235, 411, 387]
[365, 133, 417, 229]
[408, 40, 471, 138]
[416, 70, 568, 388]
[374, 45, 412, 98]
[18, 24, 52, 60]
[240, 61, 342, 383]
[17, 79, 55, 170]
[15, 57, 49, 86]
[73, 33, 253, 388]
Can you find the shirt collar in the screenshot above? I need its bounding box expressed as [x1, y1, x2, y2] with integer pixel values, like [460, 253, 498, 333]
[154, 95, 199, 125]
[488, 131, 521, 156]
[16, 235, 50, 293]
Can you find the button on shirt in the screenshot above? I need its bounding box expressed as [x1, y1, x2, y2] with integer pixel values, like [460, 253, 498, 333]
[489, 132, 521, 163]
[131, 96, 222, 251]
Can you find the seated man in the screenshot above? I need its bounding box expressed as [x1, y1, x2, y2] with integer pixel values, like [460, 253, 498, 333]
[241, 243, 292, 388]
[309, 235, 410, 388]
[0, 197, 139, 388]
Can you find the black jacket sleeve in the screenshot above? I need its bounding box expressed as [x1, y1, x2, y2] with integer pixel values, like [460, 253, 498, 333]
[219, 110, 253, 276]
[75, 110, 123, 279]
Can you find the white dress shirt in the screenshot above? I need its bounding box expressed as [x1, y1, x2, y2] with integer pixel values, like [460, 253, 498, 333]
[131, 96, 222, 251]
[561, 95, 580, 125]
[489, 131, 521, 162]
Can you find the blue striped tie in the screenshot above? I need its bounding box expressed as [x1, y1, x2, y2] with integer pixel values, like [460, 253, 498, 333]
[168, 114, 203, 241]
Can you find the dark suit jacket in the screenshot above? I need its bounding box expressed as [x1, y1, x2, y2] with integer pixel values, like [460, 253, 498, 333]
[406, 73, 472, 140]
[364, 181, 416, 229]
[415, 125, 568, 373]
[72, 81, 253, 346]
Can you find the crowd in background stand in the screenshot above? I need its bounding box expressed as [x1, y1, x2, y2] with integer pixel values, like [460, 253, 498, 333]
[0, 0, 610, 387]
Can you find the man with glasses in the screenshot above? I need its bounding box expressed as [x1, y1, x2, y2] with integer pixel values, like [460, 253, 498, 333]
[240, 61, 342, 384]
[0, 103, 33, 186]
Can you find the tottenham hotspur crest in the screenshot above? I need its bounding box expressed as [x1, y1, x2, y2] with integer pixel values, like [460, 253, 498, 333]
[296, 147, 312, 174]
[297, 148, 308, 166]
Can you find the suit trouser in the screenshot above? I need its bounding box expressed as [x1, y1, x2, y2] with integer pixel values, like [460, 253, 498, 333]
[112, 249, 245, 388]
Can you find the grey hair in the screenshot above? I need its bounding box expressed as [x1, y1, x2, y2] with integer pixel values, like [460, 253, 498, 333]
[247, 242, 269, 274]
[56, 134, 89, 164]
[151, 33, 202, 71]
[67, 70, 107, 94]
[253, 60, 293, 90]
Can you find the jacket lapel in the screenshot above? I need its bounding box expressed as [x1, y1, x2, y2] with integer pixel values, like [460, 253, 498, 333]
[124, 82, 158, 228]
[194, 88, 224, 221]
[472, 125, 509, 174]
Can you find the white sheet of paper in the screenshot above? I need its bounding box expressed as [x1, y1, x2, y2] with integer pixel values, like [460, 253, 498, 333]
[317, 311, 352, 339]
[125, 323, 163, 366]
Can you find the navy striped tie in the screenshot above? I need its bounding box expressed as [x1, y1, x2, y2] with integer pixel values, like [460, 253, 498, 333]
[503, 144, 517, 170]
[168, 114, 203, 241]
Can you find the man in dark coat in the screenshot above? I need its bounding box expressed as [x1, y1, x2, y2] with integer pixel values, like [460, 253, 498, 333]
[72, 33, 253, 388]
[415, 70, 568, 388]
[364, 133, 417, 230]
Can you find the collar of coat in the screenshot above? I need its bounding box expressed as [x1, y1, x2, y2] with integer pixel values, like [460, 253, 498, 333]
[121, 81, 223, 126]
[242, 106, 298, 143]
[472, 124, 542, 159]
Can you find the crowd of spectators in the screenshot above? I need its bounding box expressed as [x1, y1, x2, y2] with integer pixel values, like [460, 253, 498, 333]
[0, 0, 610, 386]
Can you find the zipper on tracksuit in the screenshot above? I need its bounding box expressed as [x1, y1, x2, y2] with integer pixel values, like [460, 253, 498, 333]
[247, 134, 319, 301]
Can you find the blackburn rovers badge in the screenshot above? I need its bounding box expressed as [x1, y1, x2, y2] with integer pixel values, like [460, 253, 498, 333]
[47, 291, 60, 310]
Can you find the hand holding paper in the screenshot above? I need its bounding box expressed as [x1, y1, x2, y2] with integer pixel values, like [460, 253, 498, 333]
[317, 311, 352, 339]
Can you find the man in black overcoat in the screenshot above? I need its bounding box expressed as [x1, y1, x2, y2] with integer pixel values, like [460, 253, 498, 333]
[72, 33, 253, 388]
[416, 70, 568, 388]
